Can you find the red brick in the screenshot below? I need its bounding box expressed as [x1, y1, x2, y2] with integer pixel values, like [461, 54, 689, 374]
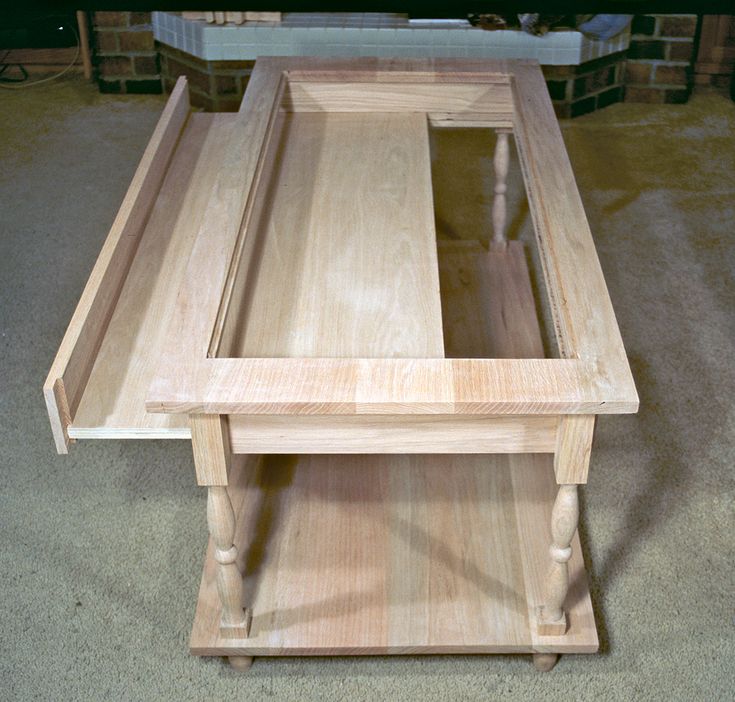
[668, 41, 694, 61]
[214, 74, 237, 95]
[95, 30, 118, 54]
[166, 57, 211, 94]
[94, 12, 128, 28]
[659, 15, 697, 38]
[133, 55, 159, 76]
[631, 15, 656, 36]
[161, 45, 207, 68]
[624, 86, 665, 103]
[597, 85, 624, 109]
[118, 30, 154, 53]
[543, 65, 575, 79]
[129, 12, 152, 27]
[210, 60, 255, 71]
[654, 64, 688, 85]
[711, 74, 732, 89]
[189, 91, 215, 112]
[98, 56, 132, 77]
[625, 61, 652, 84]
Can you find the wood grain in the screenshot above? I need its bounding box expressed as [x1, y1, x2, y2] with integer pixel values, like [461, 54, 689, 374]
[191, 414, 231, 487]
[145, 59, 637, 419]
[219, 112, 444, 359]
[554, 415, 595, 484]
[510, 63, 638, 405]
[228, 414, 558, 454]
[437, 240, 544, 359]
[44, 77, 190, 452]
[68, 113, 237, 440]
[284, 81, 512, 114]
[190, 453, 598, 655]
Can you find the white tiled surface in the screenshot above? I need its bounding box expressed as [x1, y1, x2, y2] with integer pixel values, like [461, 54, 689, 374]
[153, 12, 630, 66]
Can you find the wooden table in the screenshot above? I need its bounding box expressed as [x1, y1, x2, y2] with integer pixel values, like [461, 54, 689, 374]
[44, 58, 638, 673]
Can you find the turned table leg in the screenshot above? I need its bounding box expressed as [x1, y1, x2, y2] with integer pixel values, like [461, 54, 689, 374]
[208, 486, 251, 638]
[538, 415, 594, 636]
[490, 129, 511, 250]
[191, 415, 252, 640]
[538, 484, 578, 635]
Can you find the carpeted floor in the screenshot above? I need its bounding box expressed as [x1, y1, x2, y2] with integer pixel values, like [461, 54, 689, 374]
[1, 75, 733, 701]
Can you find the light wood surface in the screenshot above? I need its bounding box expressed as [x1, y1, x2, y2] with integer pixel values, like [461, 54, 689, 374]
[438, 240, 544, 359]
[537, 484, 579, 636]
[66, 112, 237, 441]
[145, 58, 637, 419]
[554, 415, 595, 484]
[191, 415, 231, 487]
[510, 63, 637, 404]
[218, 112, 444, 359]
[228, 415, 557, 454]
[283, 81, 512, 115]
[44, 77, 190, 452]
[190, 453, 597, 655]
[207, 486, 251, 638]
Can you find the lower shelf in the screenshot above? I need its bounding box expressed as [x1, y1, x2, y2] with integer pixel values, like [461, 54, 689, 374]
[190, 453, 598, 656]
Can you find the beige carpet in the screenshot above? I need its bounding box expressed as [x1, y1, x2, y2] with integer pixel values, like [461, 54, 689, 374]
[0, 76, 733, 700]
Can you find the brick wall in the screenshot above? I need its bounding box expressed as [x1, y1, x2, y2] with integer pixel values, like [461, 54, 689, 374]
[92, 11, 162, 94]
[159, 44, 254, 111]
[623, 14, 698, 103]
[543, 52, 626, 119]
[93, 12, 703, 113]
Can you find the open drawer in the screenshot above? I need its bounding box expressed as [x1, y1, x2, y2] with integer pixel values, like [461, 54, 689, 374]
[43, 78, 232, 451]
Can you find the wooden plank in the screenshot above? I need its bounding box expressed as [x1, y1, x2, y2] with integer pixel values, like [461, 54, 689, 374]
[189, 453, 598, 655]
[428, 113, 513, 129]
[219, 112, 444, 359]
[284, 81, 513, 114]
[154, 59, 286, 372]
[43, 77, 190, 453]
[68, 113, 236, 440]
[510, 63, 638, 408]
[554, 415, 595, 484]
[146, 357, 633, 416]
[228, 415, 558, 453]
[191, 415, 231, 487]
[438, 240, 544, 360]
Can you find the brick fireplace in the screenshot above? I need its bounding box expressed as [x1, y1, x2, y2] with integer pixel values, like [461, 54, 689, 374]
[90, 12, 701, 117]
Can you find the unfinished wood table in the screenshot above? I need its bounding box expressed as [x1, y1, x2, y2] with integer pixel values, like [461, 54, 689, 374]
[44, 58, 638, 673]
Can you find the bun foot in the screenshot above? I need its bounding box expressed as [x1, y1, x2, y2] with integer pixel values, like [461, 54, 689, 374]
[533, 653, 559, 672]
[228, 655, 253, 672]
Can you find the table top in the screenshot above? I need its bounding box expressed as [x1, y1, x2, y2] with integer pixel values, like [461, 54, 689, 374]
[144, 58, 636, 418]
[44, 57, 637, 453]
